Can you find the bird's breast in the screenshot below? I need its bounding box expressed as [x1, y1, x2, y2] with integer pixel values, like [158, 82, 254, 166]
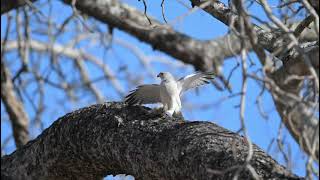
[161, 81, 179, 96]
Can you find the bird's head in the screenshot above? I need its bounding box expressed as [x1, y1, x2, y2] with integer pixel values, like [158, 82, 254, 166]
[157, 72, 173, 81]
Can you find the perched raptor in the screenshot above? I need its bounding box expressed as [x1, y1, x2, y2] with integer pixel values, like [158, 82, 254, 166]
[125, 72, 215, 116]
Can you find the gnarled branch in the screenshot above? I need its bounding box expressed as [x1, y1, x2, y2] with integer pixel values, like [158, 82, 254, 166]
[1, 102, 300, 179]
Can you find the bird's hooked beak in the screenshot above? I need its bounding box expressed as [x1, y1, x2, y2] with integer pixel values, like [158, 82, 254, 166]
[157, 73, 162, 78]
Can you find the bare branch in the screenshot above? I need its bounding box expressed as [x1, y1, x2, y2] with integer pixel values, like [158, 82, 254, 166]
[1, 61, 29, 148]
[2, 39, 125, 97]
[74, 59, 105, 103]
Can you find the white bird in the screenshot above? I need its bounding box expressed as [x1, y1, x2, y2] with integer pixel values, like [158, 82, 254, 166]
[125, 72, 215, 117]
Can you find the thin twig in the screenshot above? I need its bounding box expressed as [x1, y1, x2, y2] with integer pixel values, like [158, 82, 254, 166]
[161, 0, 168, 23]
[139, 0, 152, 25]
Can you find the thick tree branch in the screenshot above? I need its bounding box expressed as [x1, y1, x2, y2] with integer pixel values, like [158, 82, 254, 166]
[1, 0, 36, 15]
[3, 0, 317, 73]
[190, 0, 319, 162]
[190, 0, 318, 74]
[308, 0, 319, 13]
[1, 0, 318, 172]
[1, 102, 300, 179]
[268, 43, 319, 162]
[190, 0, 283, 53]
[1, 61, 29, 148]
[61, 0, 242, 72]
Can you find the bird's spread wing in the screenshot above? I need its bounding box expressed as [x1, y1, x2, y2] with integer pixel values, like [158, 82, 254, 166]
[125, 84, 161, 105]
[178, 72, 215, 93]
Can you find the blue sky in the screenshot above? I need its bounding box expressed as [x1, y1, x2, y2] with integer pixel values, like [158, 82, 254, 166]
[1, 0, 311, 178]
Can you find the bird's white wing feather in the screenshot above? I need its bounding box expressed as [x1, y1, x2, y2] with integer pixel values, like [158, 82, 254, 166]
[125, 84, 161, 105]
[178, 72, 214, 94]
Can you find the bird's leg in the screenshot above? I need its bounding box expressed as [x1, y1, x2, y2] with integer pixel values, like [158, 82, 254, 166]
[160, 104, 173, 117]
[166, 109, 174, 117]
[159, 104, 171, 118]
[163, 104, 168, 111]
[173, 111, 184, 120]
[161, 104, 168, 114]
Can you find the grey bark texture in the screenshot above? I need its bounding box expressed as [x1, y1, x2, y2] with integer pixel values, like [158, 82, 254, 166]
[268, 44, 319, 162]
[1, 102, 301, 180]
[0, 0, 318, 177]
[189, 0, 319, 162]
[61, 0, 240, 72]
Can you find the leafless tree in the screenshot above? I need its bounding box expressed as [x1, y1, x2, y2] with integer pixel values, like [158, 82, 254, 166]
[1, 0, 318, 179]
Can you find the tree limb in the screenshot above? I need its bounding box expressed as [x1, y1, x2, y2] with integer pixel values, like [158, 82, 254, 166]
[268, 43, 319, 162]
[1, 0, 36, 15]
[1, 61, 29, 148]
[190, 0, 319, 162]
[1, 102, 301, 179]
[1, 39, 125, 97]
[61, 0, 242, 72]
[1, 0, 318, 171]
[190, 0, 280, 51]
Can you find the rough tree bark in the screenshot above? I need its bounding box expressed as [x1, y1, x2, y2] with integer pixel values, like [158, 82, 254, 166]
[1, 0, 36, 14]
[0, 0, 318, 177]
[1, 102, 301, 179]
[60, 0, 319, 162]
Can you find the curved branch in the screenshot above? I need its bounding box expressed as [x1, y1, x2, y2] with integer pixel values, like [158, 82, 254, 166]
[268, 43, 319, 162]
[61, 0, 242, 72]
[1, 102, 300, 179]
[189, 0, 319, 162]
